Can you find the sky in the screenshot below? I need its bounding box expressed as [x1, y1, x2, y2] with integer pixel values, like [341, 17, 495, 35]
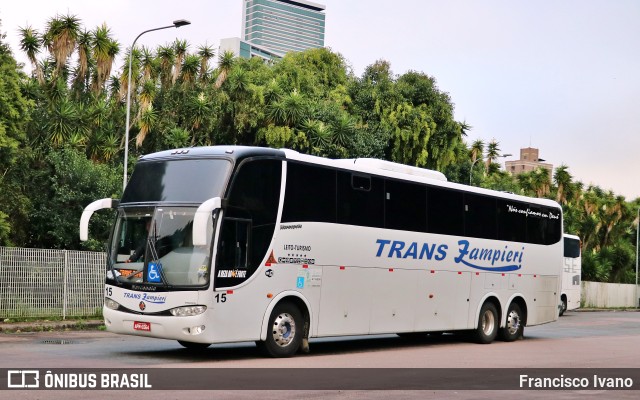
[1, 0, 639, 200]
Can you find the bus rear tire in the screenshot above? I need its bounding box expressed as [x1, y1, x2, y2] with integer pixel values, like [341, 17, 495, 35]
[474, 302, 498, 344]
[257, 301, 303, 358]
[499, 303, 524, 342]
[559, 296, 567, 316]
[177, 340, 211, 349]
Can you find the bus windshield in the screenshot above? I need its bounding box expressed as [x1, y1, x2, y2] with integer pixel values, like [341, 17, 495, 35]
[121, 158, 231, 204]
[108, 206, 215, 287]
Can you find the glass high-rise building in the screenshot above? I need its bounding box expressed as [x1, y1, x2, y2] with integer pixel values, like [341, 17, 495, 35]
[242, 0, 326, 57]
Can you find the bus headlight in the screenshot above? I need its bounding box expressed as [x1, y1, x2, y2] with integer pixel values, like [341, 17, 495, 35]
[104, 298, 120, 310]
[170, 305, 207, 317]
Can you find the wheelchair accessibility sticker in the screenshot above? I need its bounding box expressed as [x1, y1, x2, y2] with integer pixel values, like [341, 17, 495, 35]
[147, 262, 162, 283]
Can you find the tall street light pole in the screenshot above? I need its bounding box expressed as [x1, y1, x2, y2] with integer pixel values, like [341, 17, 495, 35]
[123, 19, 191, 191]
[469, 153, 512, 186]
[636, 207, 640, 307]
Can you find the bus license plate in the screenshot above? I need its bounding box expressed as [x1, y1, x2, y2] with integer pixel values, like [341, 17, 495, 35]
[133, 321, 151, 331]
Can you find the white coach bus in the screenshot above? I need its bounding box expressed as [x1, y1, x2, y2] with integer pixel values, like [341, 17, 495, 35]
[80, 146, 563, 357]
[559, 234, 582, 316]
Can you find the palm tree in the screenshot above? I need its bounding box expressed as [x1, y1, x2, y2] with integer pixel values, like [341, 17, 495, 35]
[227, 68, 250, 99]
[181, 54, 200, 87]
[44, 14, 81, 76]
[531, 167, 551, 198]
[73, 30, 92, 92]
[268, 90, 306, 127]
[553, 164, 573, 205]
[46, 100, 79, 146]
[302, 119, 331, 150]
[91, 24, 120, 94]
[516, 172, 535, 197]
[139, 46, 156, 83]
[156, 45, 175, 90]
[459, 121, 471, 137]
[215, 50, 235, 88]
[485, 139, 500, 170]
[46, 77, 68, 104]
[189, 92, 212, 132]
[136, 105, 157, 147]
[469, 139, 484, 163]
[330, 113, 356, 147]
[138, 80, 157, 112]
[119, 48, 141, 101]
[18, 26, 44, 83]
[264, 78, 283, 104]
[172, 39, 188, 84]
[197, 44, 215, 82]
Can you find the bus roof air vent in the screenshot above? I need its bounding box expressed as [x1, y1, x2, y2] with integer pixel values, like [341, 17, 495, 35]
[170, 149, 190, 155]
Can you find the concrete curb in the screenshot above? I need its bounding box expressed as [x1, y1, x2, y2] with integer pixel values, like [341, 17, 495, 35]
[0, 320, 104, 333]
[575, 308, 640, 312]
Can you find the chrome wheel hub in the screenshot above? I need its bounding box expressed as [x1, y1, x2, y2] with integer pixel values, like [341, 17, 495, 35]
[272, 312, 296, 347]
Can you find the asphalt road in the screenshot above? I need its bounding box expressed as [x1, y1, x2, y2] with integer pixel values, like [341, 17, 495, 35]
[1, 310, 639, 399]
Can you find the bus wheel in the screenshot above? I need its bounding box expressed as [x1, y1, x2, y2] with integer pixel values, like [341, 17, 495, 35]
[559, 296, 567, 316]
[259, 301, 303, 358]
[474, 302, 498, 344]
[499, 303, 524, 342]
[177, 340, 211, 349]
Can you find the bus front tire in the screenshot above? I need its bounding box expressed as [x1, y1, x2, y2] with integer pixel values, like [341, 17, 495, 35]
[499, 303, 524, 342]
[474, 302, 498, 344]
[257, 301, 303, 358]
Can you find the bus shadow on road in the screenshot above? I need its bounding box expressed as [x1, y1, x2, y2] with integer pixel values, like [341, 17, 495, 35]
[115, 332, 478, 362]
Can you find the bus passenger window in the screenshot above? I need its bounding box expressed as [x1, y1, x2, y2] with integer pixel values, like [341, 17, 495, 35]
[427, 187, 464, 236]
[217, 218, 251, 270]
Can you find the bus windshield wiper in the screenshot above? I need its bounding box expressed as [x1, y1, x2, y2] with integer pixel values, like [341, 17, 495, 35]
[146, 223, 170, 289]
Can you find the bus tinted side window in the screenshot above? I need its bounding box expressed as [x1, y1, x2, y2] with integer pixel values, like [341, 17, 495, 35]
[281, 162, 336, 223]
[427, 187, 464, 236]
[385, 179, 427, 232]
[526, 205, 562, 245]
[497, 200, 527, 243]
[216, 159, 282, 288]
[337, 172, 384, 228]
[465, 194, 497, 240]
[564, 237, 581, 257]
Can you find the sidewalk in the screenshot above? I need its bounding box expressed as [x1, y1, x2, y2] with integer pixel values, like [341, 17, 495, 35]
[0, 319, 104, 333]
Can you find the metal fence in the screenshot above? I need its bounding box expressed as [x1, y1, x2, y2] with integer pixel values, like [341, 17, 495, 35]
[0, 247, 105, 319]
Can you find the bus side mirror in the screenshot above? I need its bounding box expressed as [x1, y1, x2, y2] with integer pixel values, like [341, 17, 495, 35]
[79, 198, 119, 241]
[193, 197, 222, 246]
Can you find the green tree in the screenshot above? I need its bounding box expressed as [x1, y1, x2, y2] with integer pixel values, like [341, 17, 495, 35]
[0, 22, 34, 244]
[26, 148, 120, 250]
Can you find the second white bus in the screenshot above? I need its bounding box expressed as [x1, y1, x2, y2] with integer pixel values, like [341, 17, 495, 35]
[560, 234, 582, 315]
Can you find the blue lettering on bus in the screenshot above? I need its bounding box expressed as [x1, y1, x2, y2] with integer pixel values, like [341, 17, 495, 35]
[454, 240, 523, 272]
[375, 239, 447, 261]
[375, 238, 524, 272]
